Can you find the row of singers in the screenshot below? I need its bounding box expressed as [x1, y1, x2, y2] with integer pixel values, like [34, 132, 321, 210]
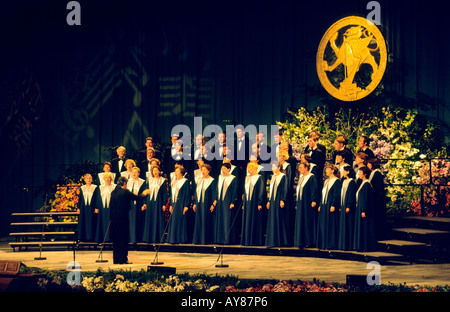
[77, 157, 385, 252]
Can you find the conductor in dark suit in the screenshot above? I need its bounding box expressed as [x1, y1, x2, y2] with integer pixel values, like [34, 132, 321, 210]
[109, 177, 150, 264]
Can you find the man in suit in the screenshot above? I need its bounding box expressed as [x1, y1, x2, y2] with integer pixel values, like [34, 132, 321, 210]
[138, 137, 162, 163]
[111, 146, 128, 176]
[308, 130, 327, 159]
[234, 125, 252, 173]
[271, 129, 292, 159]
[357, 135, 375, 160]
[304, 135, 326, 187]
[139, 147, 156, 179]
[332, 135, 354, 166]
[109, 177, 150, 264]
[210, 131, 228, 178]
[163, 133, 180, 178]
[256, 131, 272, 170]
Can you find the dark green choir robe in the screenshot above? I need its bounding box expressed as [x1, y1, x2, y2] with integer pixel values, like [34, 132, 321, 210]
[353, 180, 377, 252]
[214, 174, 238, 244]
[369, 169, 387, 240]
[338, 178, 356, 250]
[294, 173, 320, 248]
[142, 177, 168, 243]
[77, 184, 99, 242]
[241, 174, 265, 246]
[265, 173, 289, 247]
[166, 178, 191, 244]
[316, 177, 342, 250]
[192, 176, 217, 245]
[126, 178, 146, 243]
[95, 183, 115, 243]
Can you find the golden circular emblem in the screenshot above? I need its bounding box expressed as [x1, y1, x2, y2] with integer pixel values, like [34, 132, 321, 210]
[316, 16, 387, 101]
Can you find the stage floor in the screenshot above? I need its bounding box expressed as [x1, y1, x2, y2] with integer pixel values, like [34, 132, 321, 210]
[1, 239, 450, 287]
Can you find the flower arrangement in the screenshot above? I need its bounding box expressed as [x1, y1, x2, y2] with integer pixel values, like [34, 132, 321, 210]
[26, 267, 450, 293]
[48, 182, 80, 222]
[38, 179, 81, 222]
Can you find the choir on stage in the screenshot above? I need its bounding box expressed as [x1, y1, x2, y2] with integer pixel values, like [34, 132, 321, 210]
[76, 131, 386, 252]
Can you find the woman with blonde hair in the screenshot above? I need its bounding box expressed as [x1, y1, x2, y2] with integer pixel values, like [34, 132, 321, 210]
[121, 159, 137, 180]
[127, 166, 146, 243]
[167, 166, 191, 244]
[265, 161, 288, 247]
[95, 172, 115, 242]
[77, 173, 99, 242]
[241, 162, 265, 246]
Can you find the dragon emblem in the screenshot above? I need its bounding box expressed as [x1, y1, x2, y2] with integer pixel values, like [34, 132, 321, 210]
[316, 16, 387, 101]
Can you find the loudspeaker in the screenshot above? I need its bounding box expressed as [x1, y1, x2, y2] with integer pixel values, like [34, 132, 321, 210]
[346, 274, 367, 287]
[147, 266, 176, 275]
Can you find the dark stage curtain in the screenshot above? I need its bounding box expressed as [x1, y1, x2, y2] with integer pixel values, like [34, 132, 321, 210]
[0, 0, 448, 235]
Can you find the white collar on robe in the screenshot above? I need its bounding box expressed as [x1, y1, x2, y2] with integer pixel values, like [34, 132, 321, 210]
[196, 176, 214, 199]
[218, 174, 235, 200]
[296, 172, 312, 200]
[322, 177, 338, 203]
[245, 174, 260, 200]
[81, 184, 97, 205]
[269, 172, 285, 199]
[148, 177, 165, 200]
[127, 178, 145, 194]
[341, 178, 354, 206]
[369, 168, 382, 181]
[99, 183, 115, 207]
[171, 177, 187, 202]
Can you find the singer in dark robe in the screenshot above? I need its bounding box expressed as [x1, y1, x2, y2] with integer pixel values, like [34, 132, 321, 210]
[367, 158, 387, 240]
[192, 164, 217, 245]
[166, 166, 191, 244]
[214, 163, 239, 244]
[126, 167, 146, 243]
[294, 162, 320, 248]
[338, 165, 357, 250]
[77, 174, 99, 242]
[278, 150, 295, 244]
[94, 173, 115, 243]
[142, 166, 168, 243]
[317, 164, 342, 250]
[240, 162, 265, 246]
[265, 162, 289, 247]
[110, 177, 150, 264]
[353, 167, 377, 252]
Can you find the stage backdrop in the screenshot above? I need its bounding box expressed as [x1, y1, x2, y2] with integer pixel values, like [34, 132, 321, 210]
[0, 0, 449, 235]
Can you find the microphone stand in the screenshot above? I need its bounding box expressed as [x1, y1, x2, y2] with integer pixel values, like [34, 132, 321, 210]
[96, 220, 111, 263]
[151, 208, 173, 265]
[215, 200, 243, 268]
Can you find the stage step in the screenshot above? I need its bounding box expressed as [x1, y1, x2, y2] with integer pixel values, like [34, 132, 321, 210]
[9, 241, 76, 251]
[396, 216, 450, 231]
[10, 222, 78, 226]
[391, 227, 450, 244]
[11, 212, 79, 216]
[9, 232, 76, 236]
